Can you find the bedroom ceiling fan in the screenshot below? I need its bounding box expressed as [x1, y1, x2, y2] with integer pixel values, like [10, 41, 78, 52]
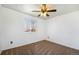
[32, 4, 57, 17]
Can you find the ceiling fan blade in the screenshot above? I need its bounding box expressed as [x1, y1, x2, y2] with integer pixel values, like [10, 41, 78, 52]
[46, 14, 49, 16]
[32, 10, 41, 12]
[47, 9, 56, 12]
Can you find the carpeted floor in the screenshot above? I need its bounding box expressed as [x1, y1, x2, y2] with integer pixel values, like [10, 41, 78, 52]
[1, 40, 79, 55]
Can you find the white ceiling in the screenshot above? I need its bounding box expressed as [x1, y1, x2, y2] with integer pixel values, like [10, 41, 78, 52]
[1, 4, 79, 19]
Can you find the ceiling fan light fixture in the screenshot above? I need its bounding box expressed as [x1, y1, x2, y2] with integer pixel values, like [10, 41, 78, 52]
[41, 12, 47, 16]
[32, 4, 56, 17]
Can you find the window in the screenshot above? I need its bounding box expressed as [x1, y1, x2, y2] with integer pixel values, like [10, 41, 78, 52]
[24, 17, 37, 32]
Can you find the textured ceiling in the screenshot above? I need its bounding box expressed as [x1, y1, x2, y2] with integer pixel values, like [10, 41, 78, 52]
[1, 4, 79, 19]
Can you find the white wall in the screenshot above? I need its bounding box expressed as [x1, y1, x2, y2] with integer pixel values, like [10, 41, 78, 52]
[0, 6, 47, 50]
[1, 5, 79, 51]
[0, 5, 3, 52]
[47, 11, 79, 50]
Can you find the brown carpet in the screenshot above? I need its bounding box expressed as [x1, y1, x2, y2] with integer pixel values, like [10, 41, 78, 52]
[1, 40, 79, 55]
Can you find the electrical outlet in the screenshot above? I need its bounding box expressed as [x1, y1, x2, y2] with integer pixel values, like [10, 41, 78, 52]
[47, 36, 50, 39]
